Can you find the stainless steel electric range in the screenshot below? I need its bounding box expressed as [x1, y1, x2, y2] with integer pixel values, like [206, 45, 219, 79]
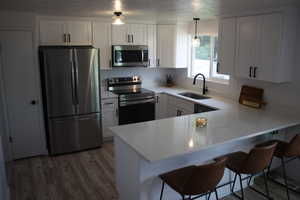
[107, 76, 155, 125]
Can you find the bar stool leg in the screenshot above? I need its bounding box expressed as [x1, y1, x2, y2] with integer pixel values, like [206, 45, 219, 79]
[159, 181, 165, 200]
[281, 158, 290, 200]
[263, 169, 270, 197]
[238, 174, 245, 200]
[231, 173, 238, 194]
[215, 189, 219, 200]
[267, 156, 274, 176]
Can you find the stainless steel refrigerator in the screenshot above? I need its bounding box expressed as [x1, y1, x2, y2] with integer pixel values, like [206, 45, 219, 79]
[39, 46, 102, 155]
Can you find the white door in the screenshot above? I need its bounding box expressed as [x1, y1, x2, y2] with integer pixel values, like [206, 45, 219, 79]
[256, 14, 282, 82]
[0, 31, 46, 159]
[111, 24, 128, 45]
[39, 20, 66, 45]
[157, 25, 176, 68]
[235, 16, 259, 79]
[93, 22, 112, 69]
[129, 24, 147, 45]
[218, 18, 236, 75]
[66, 21, 92, 45]
[147, 24, 157, 68]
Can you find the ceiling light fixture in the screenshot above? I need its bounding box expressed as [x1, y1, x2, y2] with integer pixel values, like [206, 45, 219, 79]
[112, 11, 125, 25]
[192, 18, 200, 47]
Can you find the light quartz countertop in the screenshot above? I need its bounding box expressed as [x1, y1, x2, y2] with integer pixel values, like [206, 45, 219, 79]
[101, 87, 118, 99]
[110, 86, 300, 162]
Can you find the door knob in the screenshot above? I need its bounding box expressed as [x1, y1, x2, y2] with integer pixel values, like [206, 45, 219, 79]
[31, 100, 37, 105]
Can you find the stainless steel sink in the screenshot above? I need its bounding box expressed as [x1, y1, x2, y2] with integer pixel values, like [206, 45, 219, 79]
[178, 92, 211, 100]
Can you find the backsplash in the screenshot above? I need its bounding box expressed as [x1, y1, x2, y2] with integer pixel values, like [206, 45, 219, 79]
[100, 68, 178, 88]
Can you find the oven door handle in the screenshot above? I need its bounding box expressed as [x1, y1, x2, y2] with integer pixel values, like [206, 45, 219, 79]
[119, 99, 155, 107]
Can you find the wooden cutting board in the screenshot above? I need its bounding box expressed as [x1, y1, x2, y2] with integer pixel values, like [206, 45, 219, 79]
[239, 85, 266, 109]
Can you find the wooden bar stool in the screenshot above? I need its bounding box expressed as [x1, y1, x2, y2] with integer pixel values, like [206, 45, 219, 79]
[158, 157, 227, 200]
[224, 142, 277, 200]
[267, 134, 300, 200]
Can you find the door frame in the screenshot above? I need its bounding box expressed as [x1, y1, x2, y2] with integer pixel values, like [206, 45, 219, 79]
[0, 28, 48, 159]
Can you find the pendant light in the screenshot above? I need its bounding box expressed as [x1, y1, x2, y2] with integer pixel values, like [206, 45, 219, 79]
[112, 12, 125, 25]
[192, 18, 200, 47]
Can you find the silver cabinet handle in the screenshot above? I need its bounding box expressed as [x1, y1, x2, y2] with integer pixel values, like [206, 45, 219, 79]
[131, 35, 134, 43]
[249, 66, 253, 78]
[217, 62, 220, 73]
[127, 35, 130, 43]
[157, 59, 160, 66]
[103, 102, 114, 105]
[68, 34, 71, 43]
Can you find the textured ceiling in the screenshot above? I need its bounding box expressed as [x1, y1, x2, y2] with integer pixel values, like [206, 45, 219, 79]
[0, 0, 299, 21]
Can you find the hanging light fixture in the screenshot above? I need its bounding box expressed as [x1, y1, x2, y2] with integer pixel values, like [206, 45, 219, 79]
[112, 12, 125, 25]
[192, 18, 200, 47]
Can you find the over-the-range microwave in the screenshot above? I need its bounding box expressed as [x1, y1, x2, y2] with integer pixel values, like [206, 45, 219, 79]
[112, 45, 149, 67]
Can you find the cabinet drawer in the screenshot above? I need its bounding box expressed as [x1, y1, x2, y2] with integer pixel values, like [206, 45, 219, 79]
[102, 99, 118, 111]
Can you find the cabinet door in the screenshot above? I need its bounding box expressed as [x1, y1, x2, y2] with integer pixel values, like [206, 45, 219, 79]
[175, 24, 189, 68]
[147, 24, 157, 68]
[66, 21, 92, 45]
[129, 24, 147, 45]
[236, 16, 259, 79]
[112, 24, 128, 45]
[39, 20, 66, 45]
[157, 25, 176, 68]
[256, 14, 282, 82]
[93, 22, 112, 69]
[102, 99, 118, 138]
[218, 18, 236, 75]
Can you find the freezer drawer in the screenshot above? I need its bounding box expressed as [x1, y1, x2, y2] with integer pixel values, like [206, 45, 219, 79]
[49, 113, 102, 155]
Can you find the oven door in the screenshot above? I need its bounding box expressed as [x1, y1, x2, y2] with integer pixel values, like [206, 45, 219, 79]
[119, 98, 155, 125]
[112, 45, 148, 67]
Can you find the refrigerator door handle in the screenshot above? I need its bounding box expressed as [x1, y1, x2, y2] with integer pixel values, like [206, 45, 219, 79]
[73, 49, 79, 106]
[70, 59, 76, 105]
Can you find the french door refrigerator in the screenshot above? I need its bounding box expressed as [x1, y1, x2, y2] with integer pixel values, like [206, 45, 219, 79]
[39, 46, 102, 155]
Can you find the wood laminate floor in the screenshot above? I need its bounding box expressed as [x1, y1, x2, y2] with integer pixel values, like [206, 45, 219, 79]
[11, 142, 300, 200]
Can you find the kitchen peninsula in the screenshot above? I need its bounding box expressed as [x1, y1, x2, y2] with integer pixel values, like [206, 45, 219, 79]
[110, 89, 300, 200]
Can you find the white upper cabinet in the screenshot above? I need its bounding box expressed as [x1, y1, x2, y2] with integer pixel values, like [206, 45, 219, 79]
[236, 16, 259, 79]
[111, 25, 128, 45]
[235, 11, 297, 83]
[128, 24, 147, 45]
[157, 24, 189, 68]
[111, 24, 147, 45]
[157, 25, 176, 68]
[65, 21, 92, 45]
[147, 24, 157, 67]
[93, 22, 112, 70]
[39, 20, 66, 45]
[217, 18, 236, 75]
[39, 19, 92, 46]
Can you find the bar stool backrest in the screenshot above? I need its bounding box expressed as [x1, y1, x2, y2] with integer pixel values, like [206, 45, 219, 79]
[241, 142, 277, 174]
[285, 134, 300, 157]
[182, 157, 227, 195]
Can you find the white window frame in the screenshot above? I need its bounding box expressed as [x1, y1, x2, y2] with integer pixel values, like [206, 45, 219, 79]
[188, 35, 229, 84]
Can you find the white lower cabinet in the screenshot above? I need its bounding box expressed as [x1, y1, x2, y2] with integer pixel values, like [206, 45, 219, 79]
[157, 94, 194, 118]
[155, 94, 167, 119]
[101, 98, 118, 139]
